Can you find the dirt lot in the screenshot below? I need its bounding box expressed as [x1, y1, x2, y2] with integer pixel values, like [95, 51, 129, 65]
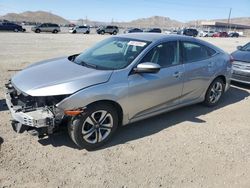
[0, 33, 250, 188]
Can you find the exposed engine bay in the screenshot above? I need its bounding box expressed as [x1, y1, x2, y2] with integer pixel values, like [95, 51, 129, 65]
[5, 81, 68, 137]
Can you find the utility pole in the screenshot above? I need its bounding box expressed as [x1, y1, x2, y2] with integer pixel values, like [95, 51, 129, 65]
[227, 8, 232, 32]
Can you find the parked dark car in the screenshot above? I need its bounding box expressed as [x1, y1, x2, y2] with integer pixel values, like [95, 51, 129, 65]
[229, 32, 239, 38]
[124, 28, 143, 33]
[179, 28, 198, 37]
[96, 25, 119, 35]
[144, 28, 162, 33]
[231, 42, 250, 84]
[212, 32, 228, 37]
[31, 23, 61, 33]
[0, 22, 26, 32]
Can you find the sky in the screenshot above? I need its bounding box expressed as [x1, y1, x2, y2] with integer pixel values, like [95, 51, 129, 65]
[0, 0, 250, 22]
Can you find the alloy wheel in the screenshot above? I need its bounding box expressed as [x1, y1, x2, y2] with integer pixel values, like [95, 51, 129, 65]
[82, 110, 113, 144]
[209, 82, 223, 104]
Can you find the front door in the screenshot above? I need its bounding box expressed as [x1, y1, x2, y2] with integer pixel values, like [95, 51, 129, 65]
[127, 41, 184, 119]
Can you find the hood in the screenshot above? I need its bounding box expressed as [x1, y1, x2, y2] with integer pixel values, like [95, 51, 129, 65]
[11, 57, 113, 96]
[231, 50, 250, 63]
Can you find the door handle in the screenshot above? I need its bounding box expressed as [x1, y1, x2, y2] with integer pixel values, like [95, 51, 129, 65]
[173, 71, 182, 78]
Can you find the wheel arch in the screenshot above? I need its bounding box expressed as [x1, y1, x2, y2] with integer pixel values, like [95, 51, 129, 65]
[214, 75, 226, 85]
[86, 100, 123, 126]
[201, 74, 227, 101]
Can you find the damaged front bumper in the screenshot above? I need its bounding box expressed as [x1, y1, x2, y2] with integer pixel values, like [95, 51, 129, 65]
[5, 92, 54, 128]
[5, 82, 65, 136]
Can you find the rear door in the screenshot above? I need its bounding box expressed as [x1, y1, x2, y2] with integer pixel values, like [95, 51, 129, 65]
[128, 41, 184, 119]
[180, 41, 217, 103]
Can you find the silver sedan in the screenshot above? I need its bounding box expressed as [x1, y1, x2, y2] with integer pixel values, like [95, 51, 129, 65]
[231, 42, 250, 84]
[6, 33, 232, 150]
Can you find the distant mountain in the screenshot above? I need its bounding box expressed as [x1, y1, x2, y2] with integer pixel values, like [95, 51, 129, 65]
[187, 17, 250, 27]
[115, 16, 184, 28]
[0, 11, 69, 25]
[215, 17, 250, 25]
[71, 16, 184, 28]
[1, 11, 249, 28]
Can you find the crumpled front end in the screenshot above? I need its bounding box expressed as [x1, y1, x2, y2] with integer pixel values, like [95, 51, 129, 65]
[5, 81, 67, 137]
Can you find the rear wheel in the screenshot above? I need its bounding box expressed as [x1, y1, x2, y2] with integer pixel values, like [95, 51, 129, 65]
[35, 29, 41, 33]
[85, 30, 90, 34]
[53, 30, 58, 34]
[14, 28, 19, 32]
[100, 30, 105, 35]
[113, 31, 117, 35]
[68, 103, 118, 150]
[203, 78, 225, 107]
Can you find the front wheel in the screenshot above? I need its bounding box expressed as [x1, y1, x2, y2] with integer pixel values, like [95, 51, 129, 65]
[203, 78, 225, 107]
[68, 103, 118, 150]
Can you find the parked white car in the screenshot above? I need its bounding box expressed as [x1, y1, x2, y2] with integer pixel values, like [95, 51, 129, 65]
[69, 25, 90, 34]
[199, 30, 215, 37]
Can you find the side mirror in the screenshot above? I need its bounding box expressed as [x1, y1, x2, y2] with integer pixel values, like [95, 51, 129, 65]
[237, 46, 242, 50]
[133, 62, 161, 74]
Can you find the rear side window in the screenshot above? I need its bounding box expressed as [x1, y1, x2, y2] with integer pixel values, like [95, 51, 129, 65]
[182, 42, 214, 63]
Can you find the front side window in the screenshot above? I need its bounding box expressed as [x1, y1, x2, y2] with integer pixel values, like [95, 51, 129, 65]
[74, 37, 150, 70]
[182, 42, 212, 63]
[140, 41, 179, 67]
[40, 24, 47, 27]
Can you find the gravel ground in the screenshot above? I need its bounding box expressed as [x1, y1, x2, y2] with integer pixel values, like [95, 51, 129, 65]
[0, 32, 250, 188]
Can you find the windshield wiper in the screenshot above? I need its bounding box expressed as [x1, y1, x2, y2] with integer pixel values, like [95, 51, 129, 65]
[78, 61, 98, 69]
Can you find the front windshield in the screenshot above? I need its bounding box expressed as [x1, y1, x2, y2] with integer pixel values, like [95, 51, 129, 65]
[241, 43, 250, 51]
[74, 37, 150, 70]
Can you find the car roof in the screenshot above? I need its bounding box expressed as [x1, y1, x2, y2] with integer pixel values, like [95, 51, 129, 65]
[117, 33, 225, 53]
[118, 33, 193, 42]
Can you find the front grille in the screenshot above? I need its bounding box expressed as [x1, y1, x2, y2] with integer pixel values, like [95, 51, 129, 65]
[232, 73, 250, 83]
[233, 61, 250, 70]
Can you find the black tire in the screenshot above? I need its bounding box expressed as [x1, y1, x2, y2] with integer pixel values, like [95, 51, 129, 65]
[35, 29, 41, 33]
[14, 28, 19, 32]
[68, 103, 118, 150]
[85, 30, 90, 34]
[100, 30, 105, 35]
[203, 78, 225, 107]
[72, 30, 76, 34]
[53, 30, 58, 34]
[113, 31, 117, 35]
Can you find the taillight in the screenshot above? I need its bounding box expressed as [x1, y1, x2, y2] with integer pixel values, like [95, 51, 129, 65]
[230, 55, 234, 64]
